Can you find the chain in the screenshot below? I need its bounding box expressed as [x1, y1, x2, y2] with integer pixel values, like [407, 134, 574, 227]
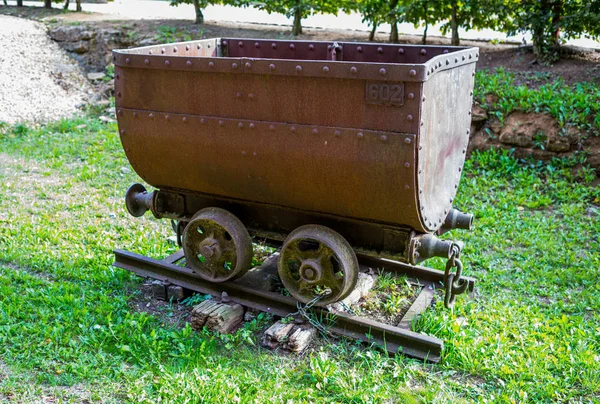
[287, 292, 335, 337]
[443, 243, 469, 309]
[339, 300, 357, 316]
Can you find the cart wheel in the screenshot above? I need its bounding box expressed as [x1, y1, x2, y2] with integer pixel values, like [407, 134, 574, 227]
[182, 208, 253, 282]
[278, 225, 358, 306]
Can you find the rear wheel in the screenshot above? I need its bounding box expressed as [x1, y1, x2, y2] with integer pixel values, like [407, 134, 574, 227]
[182, 207, 253, 282]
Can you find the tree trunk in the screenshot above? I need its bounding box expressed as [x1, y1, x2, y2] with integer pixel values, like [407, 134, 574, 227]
[292, 2, 302, 35]
[389, 23, 398, 43]
[3, 0, 7, 6]
[44, 0, 52, 8]
[16, 0, 23, 6]
[532, 24, 545, 61]
[192, 0, 204, 24]
[64, 0, 69, 10]
[550, 0, 562, 49]
[450, 3, 459, 46]
[422, 2, 428, 44]
[76, 0, 81, 11]
[369, 21, 377, 41]
[532, 0, 553, 62]
[388, 0, 399, 43]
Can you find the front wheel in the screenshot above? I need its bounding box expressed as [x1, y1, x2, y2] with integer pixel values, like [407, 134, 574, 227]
[182, 207, 253, 282]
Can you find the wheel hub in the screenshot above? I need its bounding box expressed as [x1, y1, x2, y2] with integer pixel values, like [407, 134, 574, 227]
[199, 238, 220, 259]
[299, 259, 322, 283]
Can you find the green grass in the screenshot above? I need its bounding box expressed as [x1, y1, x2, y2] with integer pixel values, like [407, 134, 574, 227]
[474, 68, 600, 133]
[359, 272, 417, 318]
[153, 25, 204, 44]
[0, 113, 599, 402]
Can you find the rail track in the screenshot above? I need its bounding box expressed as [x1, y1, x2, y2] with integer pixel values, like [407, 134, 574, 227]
[114, 249, 475, 363]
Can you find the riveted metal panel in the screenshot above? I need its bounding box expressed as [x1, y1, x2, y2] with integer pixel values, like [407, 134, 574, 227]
[114, 67, 422, 133]
[120, 38, 220, 57]
[117, 109, 421, 229]
[113, 38, 478, 83]
[221, 38, 332, 60]
[341, 42, 455, 64]
[416, 62, 476, 232]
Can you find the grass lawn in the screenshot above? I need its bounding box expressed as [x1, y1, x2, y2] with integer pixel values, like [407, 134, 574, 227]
[0, 100, 599, 402]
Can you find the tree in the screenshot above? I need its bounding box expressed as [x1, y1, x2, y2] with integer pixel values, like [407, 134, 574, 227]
[386, 0, 512, 46]
[397, 0, 443, 44]
[356, 0, 410, 43]
[192, 0, 204, 23]
[356, 0, 388, 41]
[64, 0, 82, 12]
[434, 0, 513, 46]
[170, 0, 214, 24]
[388, 0, 400, 42]
[234, 0, 350, 36]
[505, 0, 600, 62]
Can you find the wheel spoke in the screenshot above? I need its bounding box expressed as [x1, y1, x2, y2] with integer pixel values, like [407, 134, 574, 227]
[321, 264, 343, 294]
[323, 281, 341, 298]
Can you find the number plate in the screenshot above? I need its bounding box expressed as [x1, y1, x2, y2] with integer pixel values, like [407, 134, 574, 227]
[365, 82, 405, 106]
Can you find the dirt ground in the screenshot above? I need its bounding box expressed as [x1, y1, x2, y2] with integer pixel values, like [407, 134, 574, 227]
[477, 46, 600, 86]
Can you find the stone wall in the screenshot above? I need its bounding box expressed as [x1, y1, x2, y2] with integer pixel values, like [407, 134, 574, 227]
[49, 25, 135, 73]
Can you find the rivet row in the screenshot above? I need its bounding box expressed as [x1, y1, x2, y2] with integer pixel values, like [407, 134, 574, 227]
[115, 55, 433, 78]
[118, 111, 419, 147]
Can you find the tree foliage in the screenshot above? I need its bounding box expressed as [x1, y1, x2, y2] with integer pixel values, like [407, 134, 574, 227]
[355, 0, 415, 42]
[356, 0, 512, 45]
[400, 0, 513, 46]
[437, 0, 512, 45]
[397, 0, 442, 44]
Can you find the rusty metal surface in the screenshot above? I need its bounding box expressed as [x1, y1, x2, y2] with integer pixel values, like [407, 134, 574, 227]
[278, 224, 359, 306]
[118, 109, 421, 230]
[182, 207, 253, 282]
[114, 68, 422, 134]
[417, 63, 476, 231]
[113, 39, 478, 83]
[356, 252, 476, 292]
[152, 188, 415, 262]
[114, 249, 444, 362]
[114, 38, 478, 237]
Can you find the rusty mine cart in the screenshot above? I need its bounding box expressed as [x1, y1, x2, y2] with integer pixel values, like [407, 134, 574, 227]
[112, 38, 478, 362]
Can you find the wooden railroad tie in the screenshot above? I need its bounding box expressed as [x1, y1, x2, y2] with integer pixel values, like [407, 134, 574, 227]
[262, 320, 317, 353]
[191, 300, 244, 334]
